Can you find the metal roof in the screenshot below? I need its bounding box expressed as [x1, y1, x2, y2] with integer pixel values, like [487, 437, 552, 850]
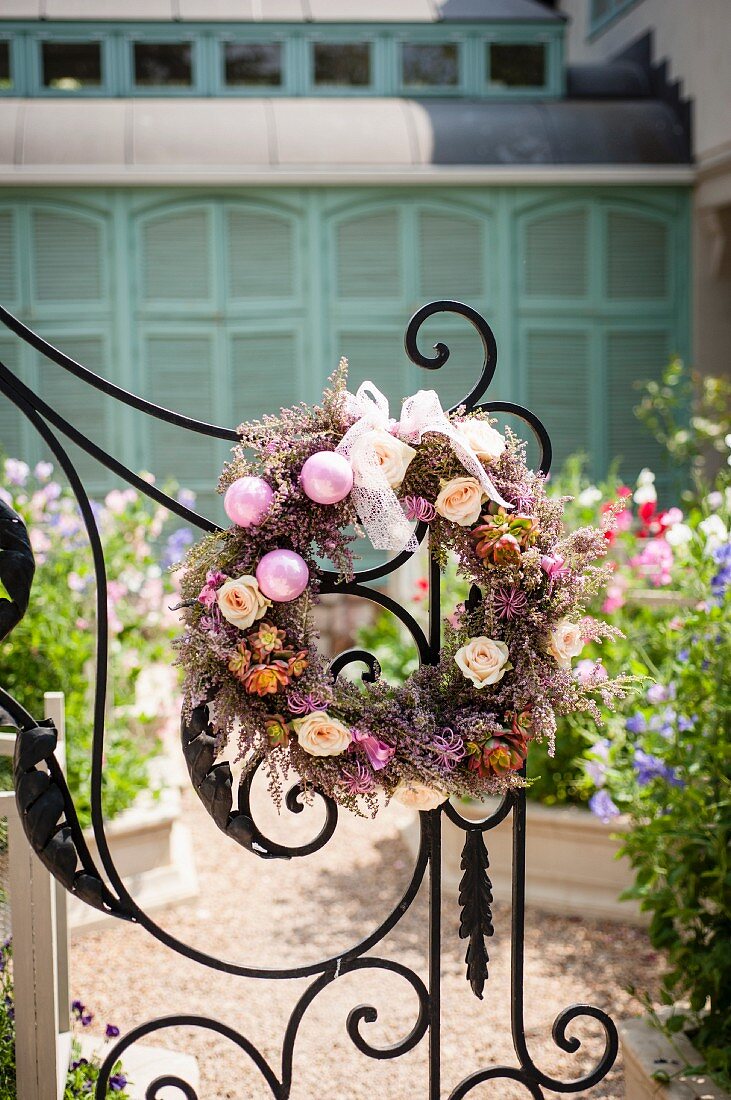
[0, 96, 691, 184]
[1, 0, 562, 21]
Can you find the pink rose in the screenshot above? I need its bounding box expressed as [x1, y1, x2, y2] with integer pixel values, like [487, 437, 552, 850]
[393, 782, 447, 811]
[435, 477, 486, 527]
[217, 575, 270, 630]
[455, 637, 511, 688]
[292, 711, 352, 756]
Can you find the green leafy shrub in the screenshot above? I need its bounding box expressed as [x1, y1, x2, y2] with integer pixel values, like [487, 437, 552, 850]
[584, 504, 731, 1089]
[0, 459, 192, 825]
[634, 355, 731, 483]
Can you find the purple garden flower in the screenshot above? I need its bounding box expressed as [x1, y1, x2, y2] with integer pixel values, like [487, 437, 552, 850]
[585, 738, 610, 787]
[625, 713, 647, 734]
[109, 1074, 128, 1092]
[105, 1023, 121, 1038]
[163, 527, 194, 568]
[711, 541, 731, 597]
[4, 458, 29, 486]
[646, 682, 674, 705]
[633, 750, 682, 788]
[589, 790, 620, 823]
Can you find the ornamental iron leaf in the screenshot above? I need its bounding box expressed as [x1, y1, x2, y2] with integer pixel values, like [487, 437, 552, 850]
[458, 829, 495, 1000]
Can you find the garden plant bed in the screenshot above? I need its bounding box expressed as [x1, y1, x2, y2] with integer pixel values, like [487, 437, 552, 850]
[402, 798, 644, 924]
[621, 1012, 730, 1100]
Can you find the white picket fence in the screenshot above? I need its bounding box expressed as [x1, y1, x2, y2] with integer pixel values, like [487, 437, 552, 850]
[0, 692, 71, 1100]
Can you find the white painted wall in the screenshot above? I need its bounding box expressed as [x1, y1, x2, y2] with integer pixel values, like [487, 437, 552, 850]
[560, 1, 731, 380]
[559, 0, 731, 169]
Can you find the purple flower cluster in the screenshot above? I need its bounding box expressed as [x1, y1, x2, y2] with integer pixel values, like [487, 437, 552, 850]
[633, 749, 681, 788]
[589, 789, 620, 823]
[711, 541, 731, 598]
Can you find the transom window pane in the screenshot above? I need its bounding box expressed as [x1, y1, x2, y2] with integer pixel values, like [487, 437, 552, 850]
[41, 41, 101, 89]
[313, 42, 371, 87]
[402, 43, 459, 88]
[0, 43, 10, 89]
[488, 43, 546, 88]
[224, 42, 282, 87]
[134, 42, 193, 87]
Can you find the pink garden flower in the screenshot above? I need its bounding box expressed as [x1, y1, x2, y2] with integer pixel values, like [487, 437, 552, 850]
[630, 538, 674, 587]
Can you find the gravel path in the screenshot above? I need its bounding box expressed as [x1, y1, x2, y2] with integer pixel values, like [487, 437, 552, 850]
[70, 789, 662, 1099]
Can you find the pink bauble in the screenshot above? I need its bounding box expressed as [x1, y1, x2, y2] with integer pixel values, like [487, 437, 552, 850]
[224, 476, 273, 528]
[300, 451, 353, 505]
[256, 549, 309, 602]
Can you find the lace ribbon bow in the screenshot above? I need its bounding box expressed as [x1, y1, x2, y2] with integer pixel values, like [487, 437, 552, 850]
[335, 381, 511, 552]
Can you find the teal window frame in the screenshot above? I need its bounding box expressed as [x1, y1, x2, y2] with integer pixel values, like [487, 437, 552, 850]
[214, 31, 292, 97]
[396, 31, 467, 97]
[589, 0, 644, 38]
[0, 37, 17, 96]
[124, 31, 204, 96]
[0, 21, 564, 99]
[482, 30, 562, 98]
[29, 30, 113, 97]
[305, 33, 378, 96]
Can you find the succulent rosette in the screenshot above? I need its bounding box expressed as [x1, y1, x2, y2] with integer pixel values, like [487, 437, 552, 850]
[176, 361, 628, 815]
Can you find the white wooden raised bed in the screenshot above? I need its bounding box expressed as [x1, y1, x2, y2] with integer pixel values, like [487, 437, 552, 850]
[621, 1013, 729, 1100]
[68, 780, 198, 933]
[401, 797, 645, 924]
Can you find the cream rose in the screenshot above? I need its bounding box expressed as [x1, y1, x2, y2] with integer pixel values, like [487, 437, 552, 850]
[546, 619, 585, 668]
[350, 428, 416, 490]
[435, 476, 486, 526]
[292, 711, 352, 757]
[393, 782, 447, 812]
[216, 575, 270, 631]
[455, 636, 511, 689]
[456, 417, 506, 465]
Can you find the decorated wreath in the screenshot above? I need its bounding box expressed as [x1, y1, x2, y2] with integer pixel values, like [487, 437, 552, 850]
[176, 358, 626, 817]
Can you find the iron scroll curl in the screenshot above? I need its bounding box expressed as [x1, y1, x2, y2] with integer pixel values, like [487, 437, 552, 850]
[0, 299, 616, 1098]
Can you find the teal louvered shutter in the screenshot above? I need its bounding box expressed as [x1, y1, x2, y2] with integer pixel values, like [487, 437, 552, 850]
[606, 330, 669, 486]
[34, 335, 112, 490]
[523, 207, 589, 298]
[606, 210, 669, 301]
[140, 207, 212, 305]
[335, 329, 408, 412]
[143, 332, 226, 505]
[0, 210, 17, 305]
[0, 337, 24, 462]
[228, 330, 300, 422]
[335, 209, 402, 300]
[525, 329, 591, 472]
[31, 209, 105, 303]
[225, 208, 296, 301]
[417, 208, 485, 302]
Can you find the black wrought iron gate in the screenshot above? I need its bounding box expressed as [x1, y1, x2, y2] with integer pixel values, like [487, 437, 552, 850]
[0, 300, 618, 1098]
